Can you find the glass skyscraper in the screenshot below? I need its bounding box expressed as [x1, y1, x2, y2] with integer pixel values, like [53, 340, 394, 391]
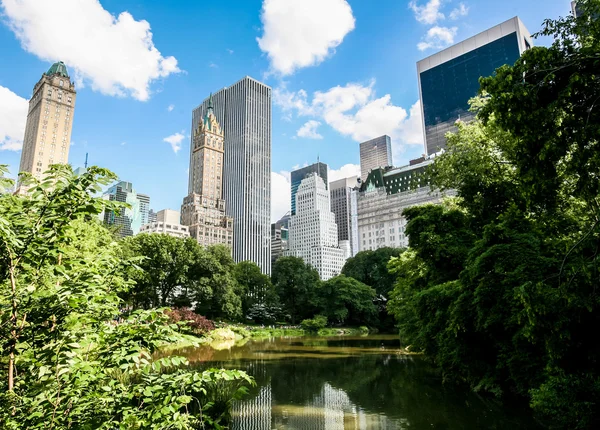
[193, 77, 272, 274]
[417, 17, 532, 155]
[101, 181, 149, 238]
[290, 162, 328, 216]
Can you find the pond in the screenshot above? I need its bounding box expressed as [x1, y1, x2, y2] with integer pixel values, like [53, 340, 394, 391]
[170, 335, 541, 429]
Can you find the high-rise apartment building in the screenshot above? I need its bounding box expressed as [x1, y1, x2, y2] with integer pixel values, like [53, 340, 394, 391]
[192, 77, 271, 273]
[357, 158, 454, 251]
[417, 17, 532, 155]
[100, 181, 149, 238]
[291, 162, 328, 216]
[286, 173, 345, 280]
[16, 61, 76, 193]
[181, 96, 234, 249]
[329, 176, 360, 257]
[359, 135, 392, 181]
[140, 209, 190, 239]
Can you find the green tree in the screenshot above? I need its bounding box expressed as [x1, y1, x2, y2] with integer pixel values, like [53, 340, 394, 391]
[272, 256, 319, 324]
[316, 275, 378, 326]
[233, 260, 277, 316]
[0, 165, 254, 427]
[192, 244, 242, 320]
[389, 3, 600, 424]
[121, 233, 201, 308]
[341, 247, 404, 297]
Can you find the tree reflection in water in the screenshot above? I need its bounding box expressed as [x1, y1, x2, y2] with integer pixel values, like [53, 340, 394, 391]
[170, 335, 541, 429]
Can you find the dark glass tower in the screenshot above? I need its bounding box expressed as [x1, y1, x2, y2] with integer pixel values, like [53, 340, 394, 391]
[290, 162, 328, 216]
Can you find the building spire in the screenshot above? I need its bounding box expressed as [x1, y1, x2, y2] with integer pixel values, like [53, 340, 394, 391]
[208, 93, 214, 112]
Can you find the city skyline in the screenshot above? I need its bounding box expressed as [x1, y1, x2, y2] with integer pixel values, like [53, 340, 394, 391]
[0, 0, 571, 222]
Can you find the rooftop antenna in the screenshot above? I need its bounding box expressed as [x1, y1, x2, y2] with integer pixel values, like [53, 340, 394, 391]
[84, 152, 88, 169]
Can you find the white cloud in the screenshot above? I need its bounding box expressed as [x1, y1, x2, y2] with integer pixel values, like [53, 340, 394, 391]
[257, 0, 355, 75]
[227, 48, 234, 54]
[0, 85, 28, 151]
[121, 141, 126, 146]
[417, 26, 457, 51]
[409, 0, 445, 24]
[328, 164, 360, 182]
[167, 104, 174, 112]
[271, 170, 291, 222]
[297, 120, 323, 139]
[209, 62, 218, 68]
[163, 131, 185, 154]
[275, 81, 423, 155]
[1, 0, 180, 101]
[449, 3, 469, 20]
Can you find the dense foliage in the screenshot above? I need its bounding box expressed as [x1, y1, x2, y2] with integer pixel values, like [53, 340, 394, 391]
[272, 256, 320, 324]
[0, 165, 254, 429]
[316, 275, 378, 326]
[166, 307, 216, 335]
[389, 2, 600, 427]
[342, 247, 404, 297]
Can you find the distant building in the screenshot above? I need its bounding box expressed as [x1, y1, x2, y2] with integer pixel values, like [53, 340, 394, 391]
[286, 173, 345, 280]
[359, 136, 392, 181]
[271, 213, 290, 266]
[181, 94, 234, 249]
[100, 181, 149, 237]
[417, 17, 532, 155]
[291, 162, 328, 216]
[148, 209, 158, 224]
[138, 193, 150, 227]
[357, 158, 454, 251]
[329, 176, 360, 257]
[572, 1, 582, 17]
[139, 209, 190, 239]
[193, 77, 271, 273]
[16, 61, 77, 194]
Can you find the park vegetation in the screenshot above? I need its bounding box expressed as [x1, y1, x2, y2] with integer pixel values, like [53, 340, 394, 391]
[388, 2, 600, 427]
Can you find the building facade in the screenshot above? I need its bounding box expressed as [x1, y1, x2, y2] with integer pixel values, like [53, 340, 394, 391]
[357, 158, 454, 251]
[359, 135, 392, 181]
[101, 181, 148, 238]
[139, 209, 190, 238]
[290, 162, 328, 216]
[270, 213, 290, 267]
[181, 95, 233, 249]
[285, 174, 345, 280]
[16, 61, 76, 193]
[417, 17, 532, 155]
[192, 77, 271, 273]
[329, 176, 360, 257]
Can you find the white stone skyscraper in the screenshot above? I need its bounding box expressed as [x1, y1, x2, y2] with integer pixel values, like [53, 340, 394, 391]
[286, 173, 345, 280]
[192, 77, 271, 273]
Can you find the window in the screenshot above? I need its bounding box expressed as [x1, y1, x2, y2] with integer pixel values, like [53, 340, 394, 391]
[59, 80, 64, 87]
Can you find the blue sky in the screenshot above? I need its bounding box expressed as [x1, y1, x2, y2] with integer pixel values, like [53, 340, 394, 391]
[0, 0, 571, 221]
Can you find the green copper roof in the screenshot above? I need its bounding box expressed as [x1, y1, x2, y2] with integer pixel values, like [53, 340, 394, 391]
[203, 93, 214, 130]
[46, 61, 70, 78]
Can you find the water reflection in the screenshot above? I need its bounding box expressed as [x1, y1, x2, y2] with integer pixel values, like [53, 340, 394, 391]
[171, 335, 540, 429]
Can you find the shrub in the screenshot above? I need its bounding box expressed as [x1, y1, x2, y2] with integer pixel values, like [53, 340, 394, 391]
[166, 307, 215, 335]
[301, 315, 328, 333]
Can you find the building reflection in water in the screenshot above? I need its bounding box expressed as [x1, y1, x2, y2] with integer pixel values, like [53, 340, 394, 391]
[232, 382, 406, 429]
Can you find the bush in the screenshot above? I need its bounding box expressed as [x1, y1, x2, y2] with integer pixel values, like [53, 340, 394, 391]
[301, 315, 328, 333]
[166, 307, 215, 335]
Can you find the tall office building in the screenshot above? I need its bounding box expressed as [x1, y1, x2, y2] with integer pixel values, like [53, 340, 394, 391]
[16, 61, 76, 193]
[100, 181, 149, 238]
[329, 176, 360, 257]
[192, 77, 271, 273]
[181, 95, 233, 248]
[359, 135, 392, 181]
[291, 162, 328, 216]
[286, 173, 345, 280]
[138, 193, 151, 227]
[417, 17, 532, 155]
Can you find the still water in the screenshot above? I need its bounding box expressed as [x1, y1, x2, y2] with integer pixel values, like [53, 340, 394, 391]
[172, 335, 540, 429]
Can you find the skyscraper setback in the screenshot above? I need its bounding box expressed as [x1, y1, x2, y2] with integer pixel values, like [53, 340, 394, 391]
[16, 61, 76, 193]
[417, 17, 532, 155]
[290, 162, 328, 216]
[181, 95, 233, 248]
[192, 77, 271, 274]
